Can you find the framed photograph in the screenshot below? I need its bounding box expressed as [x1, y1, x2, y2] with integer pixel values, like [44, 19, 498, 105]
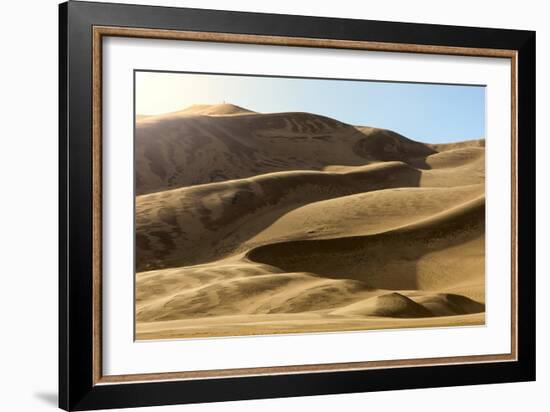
[59, 1, 536, 410]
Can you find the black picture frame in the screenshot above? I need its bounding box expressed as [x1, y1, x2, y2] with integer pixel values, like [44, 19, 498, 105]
[59, 1, 536, 410]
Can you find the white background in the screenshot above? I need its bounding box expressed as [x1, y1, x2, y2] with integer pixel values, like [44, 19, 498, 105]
[103, 37, 511, 376]
[0, 0, 546, 411]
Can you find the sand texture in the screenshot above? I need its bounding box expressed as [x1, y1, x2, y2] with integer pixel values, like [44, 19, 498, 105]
[135, 104, 485, 340]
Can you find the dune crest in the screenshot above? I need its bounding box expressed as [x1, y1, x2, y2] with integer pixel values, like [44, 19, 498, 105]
[135, 105, 486, 340]
[180, 103, 255, 116]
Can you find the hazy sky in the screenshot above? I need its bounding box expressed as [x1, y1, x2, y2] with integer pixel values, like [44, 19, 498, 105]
[136, 71, 485, 144]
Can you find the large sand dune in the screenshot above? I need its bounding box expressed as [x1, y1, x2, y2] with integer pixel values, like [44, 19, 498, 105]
[135, 104, 485, 340]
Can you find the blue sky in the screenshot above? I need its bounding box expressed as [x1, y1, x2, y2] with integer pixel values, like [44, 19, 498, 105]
[136, 71, 485, 144]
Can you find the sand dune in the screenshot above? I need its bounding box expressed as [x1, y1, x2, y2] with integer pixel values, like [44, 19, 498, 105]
[247, 196, 484, 293]
[179, 103, 255, 116]
[135, 107, 442, 195]
[136, 161, 425, 270]
[332, 292, 484, 317]
[248, 184, 484, 246]
[136, 158, 483, 271]
[135, 104, 486, 340]
[429, 138, 485, 152]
